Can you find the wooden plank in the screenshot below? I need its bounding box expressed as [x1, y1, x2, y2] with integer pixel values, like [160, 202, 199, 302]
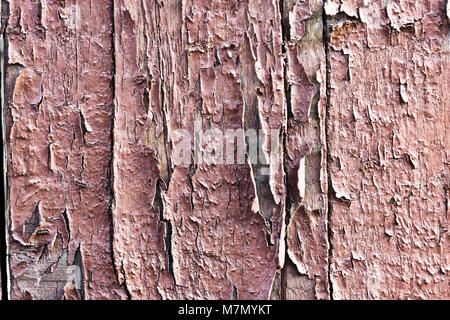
[4, 0, 125, 299]
[326, 0, 449, 299]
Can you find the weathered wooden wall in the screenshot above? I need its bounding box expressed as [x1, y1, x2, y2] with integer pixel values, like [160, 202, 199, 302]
[1, 0, 448, 300]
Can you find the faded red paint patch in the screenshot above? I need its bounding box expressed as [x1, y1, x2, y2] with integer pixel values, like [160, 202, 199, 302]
[327, 0, 449, 299]
[5, 0, 126, 299]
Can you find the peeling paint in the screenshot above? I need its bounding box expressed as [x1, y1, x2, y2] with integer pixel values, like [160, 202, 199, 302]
[4, 0, 126, 299]
[327, 0, 449, 299]
[2, 0, 448, 300]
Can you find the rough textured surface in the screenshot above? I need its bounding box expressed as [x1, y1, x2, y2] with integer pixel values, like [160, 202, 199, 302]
[326, 0, 449, 299]
[282, 0, 330, 300]
[2, 0, 449, 300]
[112, 0, 287, 300]
[111, 0, 175, 300]
[4, 0, 125, 299]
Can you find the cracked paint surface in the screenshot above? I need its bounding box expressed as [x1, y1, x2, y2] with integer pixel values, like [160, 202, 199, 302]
[326, 0, 449, 299]
[276, 0, 330, 300]
[112, 0, 286, 300]
[2, 0, 449, 300]
[4, 0, 125, 299]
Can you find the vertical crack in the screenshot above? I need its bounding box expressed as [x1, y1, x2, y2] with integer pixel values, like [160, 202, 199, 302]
[154, 0, 177, 295]
[164, 217, 175, 283]
[73, 244, 85, 300]
[278, 0, 292, 301]
[279, 0, 293, 229]
[231, 284, 238, 300]
[0, 0, 10, 300]
[323, 4, 334, 300]
[107, 0, 130, 299]
[155, 180, 176, 288]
